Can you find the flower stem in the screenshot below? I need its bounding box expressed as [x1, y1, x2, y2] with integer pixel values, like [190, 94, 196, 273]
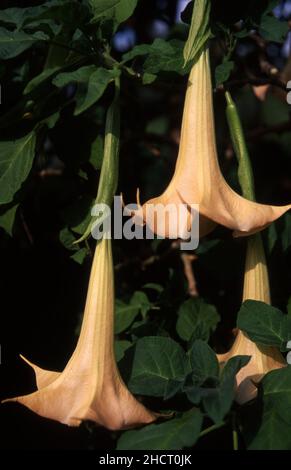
[199, 421, 226, 438]
[232, 429, 239, 450]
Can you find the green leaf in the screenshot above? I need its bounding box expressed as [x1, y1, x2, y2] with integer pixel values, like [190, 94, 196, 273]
[0, 203, 19, 236]
[114, 0, 138, 24]
[215, 60, 234, 87]
[115, 300, 139, 334]
[0, 132, 36, 205]
[59, 227, 79, 251]
[183, 0, 211, 66]
[117, 408, 203, 450]
[203, 356, 251, 424]
[90, 0, 138, 24]
[259, 14, 288, 43]
[24, 67, 60, 94]
[115, 290, 153, 334]
[237, 300, 291, 352]
[188, 340, 219, 382]
[42, 111, 60, 130]
[176, 298, 220, 342]
[128, 336, 188, 397]
[53, 64, 96, 87]
[248, 367, 291, 450]
[0, 4, 53, 29]
[130, 290, 153, 318]
[123, 39, 189, 75]
[75, 68, 120, 116]
[0, 28, 48, 59]
[53, 66, 120, 115]
[114, 340, 132, 362]
[142, 72, 156, 84]
[70, 247, 88, 264]
[0, 2, 86, 30]
[164, 377, 186, 400]
[22, 1, 90, 30]
[89, 0, 120, 20]
[184, 341, 219, 405]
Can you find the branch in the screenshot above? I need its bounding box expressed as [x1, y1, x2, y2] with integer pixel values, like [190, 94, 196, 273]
[180, 252, 198, 297]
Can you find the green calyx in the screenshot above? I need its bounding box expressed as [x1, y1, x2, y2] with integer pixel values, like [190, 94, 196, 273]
[75, 75, 120, 243]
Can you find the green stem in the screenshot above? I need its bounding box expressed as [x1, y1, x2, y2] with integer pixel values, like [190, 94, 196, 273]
[199, 421, 226, 438]
[232, 429, 239, 450]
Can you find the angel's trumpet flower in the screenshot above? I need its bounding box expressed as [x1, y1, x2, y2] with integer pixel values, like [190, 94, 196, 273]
[130, 47, 290, 239]
[3, 238, 156, 429]
[217, 234, 286, 404]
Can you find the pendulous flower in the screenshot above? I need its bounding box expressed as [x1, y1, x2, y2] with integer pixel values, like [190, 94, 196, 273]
[217, 234, 286, 404]
[130, 47, 290, 239]
[3, 238, 156, 429]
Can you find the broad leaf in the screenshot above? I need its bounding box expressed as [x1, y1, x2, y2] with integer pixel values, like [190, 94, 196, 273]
[117, 408, 203, 450]
[123, 38, 189, 75]
[89, 0, 120, 20]
[202, 355, 251, 424]
[115, 340, 132, 362]
[215, 60, 234, 86]
[115, 299, 139, 334]
[59, 227, 79, 251]
[115, 291, 153, 334]
[130, 290, 153, 318]
[188, 340, 219, 382]
[237, 300, 291, 352]
[259, 13, 288, 43]
[53, 66, 120, 115]
[90, 0, 138, 24]
[24, 67, 60, 94]
[248, 367, 291, 450]
[0, 28, 48, 60]
[176, 298, 220, 342]
[0, 4, 54, 29]
[0, 203, 19, 236]
[128, 336, 188, 397]
[70, 247, 88, 264]
[115, 0, 138, 24]
[0, 133, 36, 205]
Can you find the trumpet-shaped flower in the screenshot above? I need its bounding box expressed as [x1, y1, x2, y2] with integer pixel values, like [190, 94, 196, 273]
[130, 48, 290, 239]
[3, 239, 156, 429]
[217, 235, 286, 404]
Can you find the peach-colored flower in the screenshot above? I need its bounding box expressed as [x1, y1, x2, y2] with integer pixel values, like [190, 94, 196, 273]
[218, 234, 286, 404]
[130, 47, 290, 239]
[3, 239, 156, 429]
